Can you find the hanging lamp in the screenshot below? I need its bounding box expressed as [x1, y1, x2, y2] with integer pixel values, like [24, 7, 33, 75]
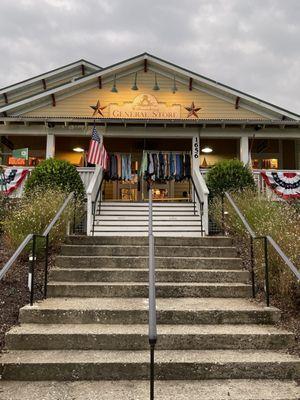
[131, 72, 138, 90]
[152, 73, 160, 91]
[111, 75, 118, 93]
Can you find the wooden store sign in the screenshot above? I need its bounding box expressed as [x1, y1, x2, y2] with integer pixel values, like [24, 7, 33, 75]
[109, 94, 181, 119]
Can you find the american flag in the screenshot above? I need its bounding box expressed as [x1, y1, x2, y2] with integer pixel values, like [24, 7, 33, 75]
[87, 126, 108, 169]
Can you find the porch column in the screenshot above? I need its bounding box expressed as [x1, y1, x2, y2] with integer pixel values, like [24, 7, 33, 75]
[46, 134, 55, 159]
[240, 136, 249, 164]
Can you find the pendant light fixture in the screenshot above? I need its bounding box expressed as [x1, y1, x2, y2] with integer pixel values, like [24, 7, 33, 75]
[202, 147, 213, 153]
[111, 74, 118, 93]
[172, 75, 178, 93]
[131, 72, 138, 90]
[152, 73, 160, 91]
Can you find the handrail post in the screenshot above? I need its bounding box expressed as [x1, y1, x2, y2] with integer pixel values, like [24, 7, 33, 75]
[250, 236, 256, 298]
[29, 234, 36, 306]
[44, 234, 49, 299]
[263, 236, 270, 307]
[148, 179, 157, 400]
[221, 193, 225, 234]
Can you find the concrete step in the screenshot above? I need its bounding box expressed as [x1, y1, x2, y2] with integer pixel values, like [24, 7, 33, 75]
[19, 298, 280, 325]
[98, 210, 198, 216]
[56, 255, 242, 270]
[60, 244, 238, 257]
[47, 281, 252, 298]
[93, 225, 204, 232]
[66, 236, 233, 246]
[99, 206, 196, 211]
[49, 268, 249, 283]
[100, 201, 195, 207]
[93, 232, 204, 237]
[6, 324, 295, 351]
[94, 219, 203, 226]
[1, 349, 299, 380]
[95, 215, 201, 220]
[1, 380, 300, 400]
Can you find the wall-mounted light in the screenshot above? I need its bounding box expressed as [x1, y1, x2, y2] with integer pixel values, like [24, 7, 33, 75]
[172, 75, 178, 93]
[111, 74, 118, 93]
[73, 147, 84, 153]
[131, 72, 138, 90]
[152, 73, 160, 91]
[202, 147, 213, 153]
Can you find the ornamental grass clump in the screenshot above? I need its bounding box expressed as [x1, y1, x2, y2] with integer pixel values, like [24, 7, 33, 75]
[2, 187, 74, 253]
[210, 189, 300, 306]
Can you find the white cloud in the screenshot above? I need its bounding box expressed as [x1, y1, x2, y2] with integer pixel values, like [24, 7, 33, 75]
[0, 0, 299, 113]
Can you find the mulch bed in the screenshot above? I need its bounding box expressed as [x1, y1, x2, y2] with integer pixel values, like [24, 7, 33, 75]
[0, 235, 55, 351]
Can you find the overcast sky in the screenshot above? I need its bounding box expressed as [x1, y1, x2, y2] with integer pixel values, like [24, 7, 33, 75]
[0, 0, 299, 114]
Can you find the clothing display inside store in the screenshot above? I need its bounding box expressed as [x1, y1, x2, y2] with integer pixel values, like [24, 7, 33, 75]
[105, 153, 132, 180]
[140, 151, 191, 182]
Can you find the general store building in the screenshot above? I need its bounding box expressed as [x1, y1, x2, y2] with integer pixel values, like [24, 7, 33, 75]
[0, 53, 299, 233]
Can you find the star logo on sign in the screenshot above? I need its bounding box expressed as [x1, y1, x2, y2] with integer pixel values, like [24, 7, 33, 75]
[185, 102, 201, 118]
[90, 100, 107, 117]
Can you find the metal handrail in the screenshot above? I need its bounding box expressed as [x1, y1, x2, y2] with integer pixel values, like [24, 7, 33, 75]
[190, 176, 205, 236]
[224, 191, 300, 306]
[0, 234, 33, 281]
[148, 180, 157, 400]
[91, 175, 104, 235]
[0, 192, 75, 305]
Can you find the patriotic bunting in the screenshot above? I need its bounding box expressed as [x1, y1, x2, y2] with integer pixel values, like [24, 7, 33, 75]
[261, 171, 300, 199]
[0, 168, 29, 195]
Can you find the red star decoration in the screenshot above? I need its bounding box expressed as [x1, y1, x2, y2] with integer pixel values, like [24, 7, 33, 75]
[185, 102, 201, 118]
[90, 100, 107, 117]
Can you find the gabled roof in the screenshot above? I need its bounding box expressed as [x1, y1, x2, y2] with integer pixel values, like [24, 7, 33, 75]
[0, 52, 299, 120]
[0, 59, 102, 108]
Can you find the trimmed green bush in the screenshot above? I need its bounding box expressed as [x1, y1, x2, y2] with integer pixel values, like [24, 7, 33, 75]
[206, 159, 255, 198]
[24, 158, 85, 199]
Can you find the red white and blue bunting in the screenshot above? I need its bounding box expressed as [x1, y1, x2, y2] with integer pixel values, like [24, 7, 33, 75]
[0, 168, 29, 195]
[261, 171, 300, 199]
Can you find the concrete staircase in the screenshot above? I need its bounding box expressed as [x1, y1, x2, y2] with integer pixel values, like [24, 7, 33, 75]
[93, 201, 204, 236]
[1, 236, 300, 399]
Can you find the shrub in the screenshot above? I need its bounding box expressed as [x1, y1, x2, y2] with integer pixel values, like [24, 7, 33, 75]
[206, 159, 255, 198]
[210, 189, 300, 306]
[2, 187, 75, 252]
[24, 158, 85, 199]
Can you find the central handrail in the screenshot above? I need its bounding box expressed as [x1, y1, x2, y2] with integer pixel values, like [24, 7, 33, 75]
[148, 180, 157, 400]
[224, 191, 300, 306]
[0, 192, 75, 305]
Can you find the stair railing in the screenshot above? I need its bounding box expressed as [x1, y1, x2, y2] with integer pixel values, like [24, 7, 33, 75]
[191, 168, 209, 235]
[0, 192, 75, 306]
[190, 176, 205, 236]
[147, 179, 157, 400]
[86, 165, 103, 236]
[223, 192, 300, 306]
